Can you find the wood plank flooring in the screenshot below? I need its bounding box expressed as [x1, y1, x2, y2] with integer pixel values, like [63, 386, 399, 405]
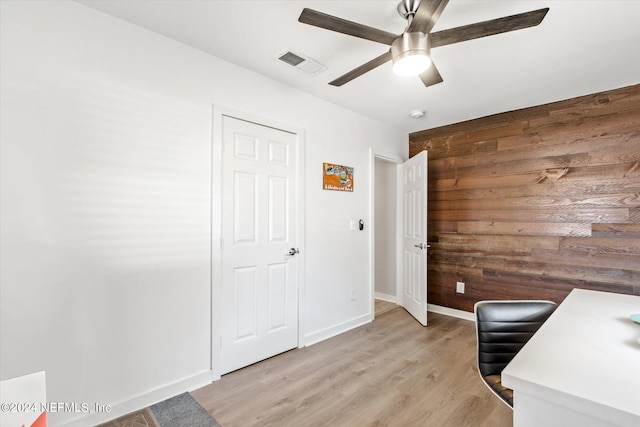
[374, 299, 398, 316]
[191, 307, 512, 427]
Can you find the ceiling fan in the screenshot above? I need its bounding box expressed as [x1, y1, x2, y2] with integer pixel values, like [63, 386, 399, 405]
[298, 0, 549, 87]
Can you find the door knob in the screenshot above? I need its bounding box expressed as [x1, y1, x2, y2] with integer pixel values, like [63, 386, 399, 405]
[286, 247, 299, 256]
[414, 243, 430, 249]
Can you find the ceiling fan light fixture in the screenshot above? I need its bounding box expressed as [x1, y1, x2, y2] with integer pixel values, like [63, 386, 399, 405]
[391, 32, 431, 77]
[393, 54, 431, 77]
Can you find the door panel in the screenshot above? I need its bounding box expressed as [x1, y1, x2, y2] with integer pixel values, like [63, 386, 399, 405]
[234, 172, 257, 243]
[221, 116, 298, 374]
[269, 176, 288, 242]
[234, 266, 257, 341]
[401, 151, 428, 325]
[268, 262, 288, 330]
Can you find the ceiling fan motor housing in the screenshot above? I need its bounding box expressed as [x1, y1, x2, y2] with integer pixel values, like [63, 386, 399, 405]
[391, 32, 431, 76]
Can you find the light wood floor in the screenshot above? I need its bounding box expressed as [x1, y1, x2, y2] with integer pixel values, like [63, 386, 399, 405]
[191, 305, 512, 427]
[374, 299, 398, 316]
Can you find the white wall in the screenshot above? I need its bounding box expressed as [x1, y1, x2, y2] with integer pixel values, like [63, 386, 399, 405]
[374, 159, 398, 300]
[0, 1, 407, 426]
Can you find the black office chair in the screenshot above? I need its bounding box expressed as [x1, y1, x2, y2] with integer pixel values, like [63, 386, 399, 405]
[474, 300, 556, 407]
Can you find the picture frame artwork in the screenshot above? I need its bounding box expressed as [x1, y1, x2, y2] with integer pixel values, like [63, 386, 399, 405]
[323, 162, 354, 192]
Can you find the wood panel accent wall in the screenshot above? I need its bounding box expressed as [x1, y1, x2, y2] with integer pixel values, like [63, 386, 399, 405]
[409, 84, 640, 312]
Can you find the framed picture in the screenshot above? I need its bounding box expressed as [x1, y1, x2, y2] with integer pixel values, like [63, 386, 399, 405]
[323, 162, 353, 192]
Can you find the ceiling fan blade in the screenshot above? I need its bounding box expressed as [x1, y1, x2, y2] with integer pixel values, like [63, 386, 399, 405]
[430, 8, 549, 48]
[419, 62, 444, 87]
[329, 50, 393, 86]
[408, 0, 449, 34]
[299, 8, 397, 45]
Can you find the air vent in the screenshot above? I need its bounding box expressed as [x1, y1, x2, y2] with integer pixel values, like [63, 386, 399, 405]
[277, 50, 327, 76]
[279, 51, 305, 66]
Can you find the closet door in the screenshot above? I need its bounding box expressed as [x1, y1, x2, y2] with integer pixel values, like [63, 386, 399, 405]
[220, 116, 299, 374]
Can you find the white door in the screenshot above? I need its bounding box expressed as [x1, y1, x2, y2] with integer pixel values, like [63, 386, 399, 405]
[401, 150, 428, 325]
[221, 116, 299, 374]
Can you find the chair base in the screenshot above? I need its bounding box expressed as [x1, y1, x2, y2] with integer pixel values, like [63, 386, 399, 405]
[484, 374, 513, 407]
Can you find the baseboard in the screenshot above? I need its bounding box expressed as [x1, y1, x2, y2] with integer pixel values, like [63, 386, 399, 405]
[303, 313, 372, 347]
[61, 370, 213, 427]
[374, 292, 397, 303]
[428, 304, 474, 322]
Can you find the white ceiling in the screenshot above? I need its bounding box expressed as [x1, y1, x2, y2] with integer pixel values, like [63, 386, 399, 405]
[76, 0, 640, 133]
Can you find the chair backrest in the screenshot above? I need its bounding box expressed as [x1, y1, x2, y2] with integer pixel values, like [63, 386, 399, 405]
[475, 300, 556, 378]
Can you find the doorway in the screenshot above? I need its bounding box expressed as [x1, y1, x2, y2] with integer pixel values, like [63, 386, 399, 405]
[374, 157, 398, 307]
[370, 150, 428, 325]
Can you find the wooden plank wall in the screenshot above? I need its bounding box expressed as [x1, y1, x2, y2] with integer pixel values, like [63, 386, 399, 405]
[409, 84, 640, 312]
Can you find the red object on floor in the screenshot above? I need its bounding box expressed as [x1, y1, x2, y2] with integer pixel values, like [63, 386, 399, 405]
[31, 411, 47, 427]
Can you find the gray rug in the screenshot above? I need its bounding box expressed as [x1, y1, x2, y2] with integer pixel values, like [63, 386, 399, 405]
[150, 392, 221, 427]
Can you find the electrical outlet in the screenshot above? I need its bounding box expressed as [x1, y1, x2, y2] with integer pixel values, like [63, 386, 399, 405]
[350, 288, 356, 301]
[456, 281, 465, 294]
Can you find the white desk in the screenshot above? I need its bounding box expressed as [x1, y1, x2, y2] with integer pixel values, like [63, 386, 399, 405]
[502, 289, 640, 427]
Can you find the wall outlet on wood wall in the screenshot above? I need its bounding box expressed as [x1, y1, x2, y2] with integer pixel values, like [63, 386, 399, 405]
[456, 282, 465, 294]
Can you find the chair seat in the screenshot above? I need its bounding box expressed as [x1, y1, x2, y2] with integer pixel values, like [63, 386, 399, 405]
[483, 374, 514, 406]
